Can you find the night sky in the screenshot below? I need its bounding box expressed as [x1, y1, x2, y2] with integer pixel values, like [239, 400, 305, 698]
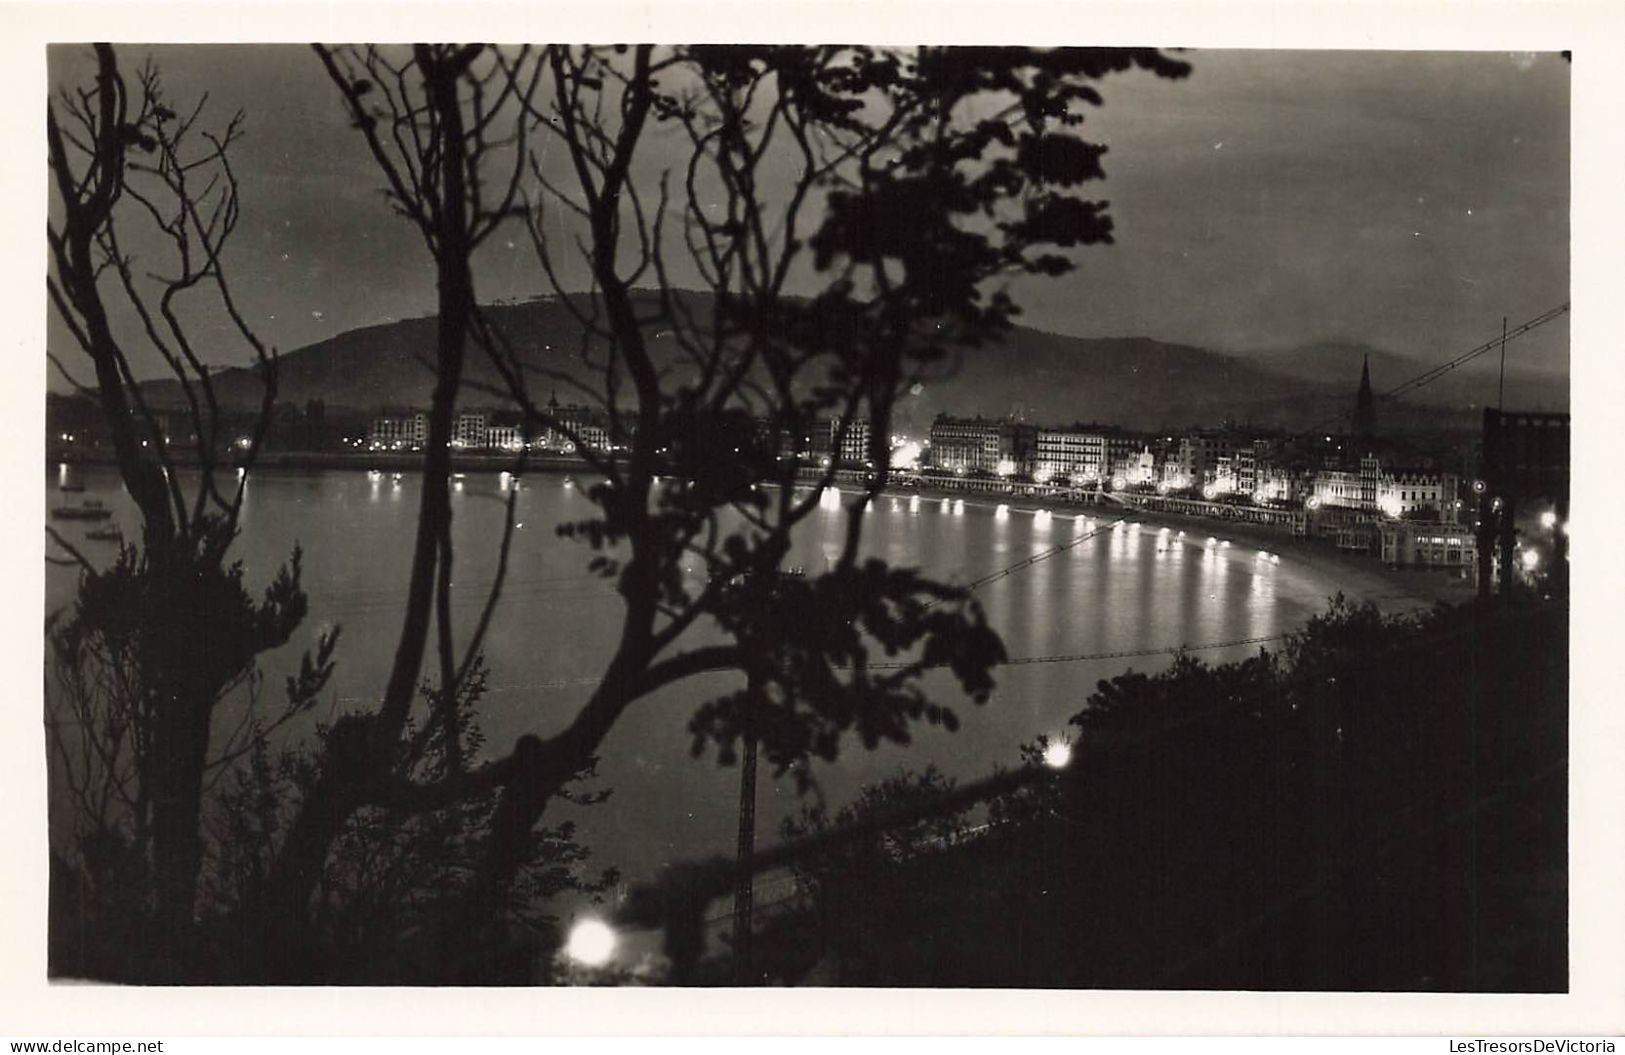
[45, 45, 1570, 386]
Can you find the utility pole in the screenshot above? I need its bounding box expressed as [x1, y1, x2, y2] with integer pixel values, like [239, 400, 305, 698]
[732, 668, 759, 984]
[1497, 494, 1519, 597]
[1475, 492, 1495, 601]
[1497, 315, 1508, 410]
[731, 567, 802, 983]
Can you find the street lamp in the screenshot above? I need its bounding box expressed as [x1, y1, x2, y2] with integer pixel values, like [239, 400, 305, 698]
[565, 917, 617, 968]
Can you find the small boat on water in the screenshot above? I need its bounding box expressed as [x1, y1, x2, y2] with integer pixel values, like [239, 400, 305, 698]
[51, 499, 112, 521]
[85, 524, 123, 543]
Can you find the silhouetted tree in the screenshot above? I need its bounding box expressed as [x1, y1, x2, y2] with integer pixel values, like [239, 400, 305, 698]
[499, 41, 1192, 877]
[204, 661, 616, 983]
[233, 43, 1190, 979]
[48, 43, 1190, 982]
[230, 46, 547, 977]
[45, 44, 338, 979]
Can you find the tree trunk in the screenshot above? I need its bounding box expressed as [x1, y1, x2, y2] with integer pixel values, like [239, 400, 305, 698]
[253, 50, 479, 976]
[144, 682, 213, 972]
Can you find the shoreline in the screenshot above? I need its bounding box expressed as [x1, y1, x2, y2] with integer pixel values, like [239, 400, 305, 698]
[55, 451, 1474, 613]
[53, 448, 595, 475]
[824, 478, 1476, 614]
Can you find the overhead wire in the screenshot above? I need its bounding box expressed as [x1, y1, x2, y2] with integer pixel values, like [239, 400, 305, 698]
[1379, 302, 1568, 402]
[1297, 300, 1569, 437]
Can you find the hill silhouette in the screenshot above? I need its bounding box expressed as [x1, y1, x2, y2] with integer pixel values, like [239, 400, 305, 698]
[1251, 339, 1568, 417]
[136, 292, 1567, 433]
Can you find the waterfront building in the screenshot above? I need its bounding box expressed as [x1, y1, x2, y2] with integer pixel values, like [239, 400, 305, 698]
[1337, 520, 1379, 554]
[1173, 430, 1273, 495]
[1378, 520, 1476, 572]
[1199, 436, 1282, 498]
[537, 391, 574, 451]
[537, 394, 612, 453]
[578, 423, 610, 452]
[1033, 428, 1105, 482]
[1252, 464, 1299, 505]
[367, 408, 428, 451]
[453, 411, 488, 450]
[486, 424, 524, 451]
[1207, 450, 1250, 497]
[1103, 431, 1143, 483]
[1162, 436, 1200, 491]
[1376, 469, 1461, 522]
[829, 417, 873, 468]
[1309, 451, 1461, 532]
[928, 415, 1035, 476]
[476, 408, 524, 452]
[1122, 446, 1158, 487]
[1310, 453, 1382, 513]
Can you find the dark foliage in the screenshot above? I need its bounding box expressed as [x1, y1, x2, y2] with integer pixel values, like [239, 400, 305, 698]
[764, 596, 1567, 990]
[47, 658, 614, 984]
[196, 662, 616, 984]
[771, 766, 976, 982]
[689, 562, 1005, 785]
[46, 535, 335, 981]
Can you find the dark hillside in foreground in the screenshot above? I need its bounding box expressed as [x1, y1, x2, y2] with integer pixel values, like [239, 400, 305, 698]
[748, 597, 1567, 990]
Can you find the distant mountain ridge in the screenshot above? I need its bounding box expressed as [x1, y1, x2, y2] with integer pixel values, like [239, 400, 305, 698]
[1250, 339, 1566, 412]
[135, 293, 1568, 434]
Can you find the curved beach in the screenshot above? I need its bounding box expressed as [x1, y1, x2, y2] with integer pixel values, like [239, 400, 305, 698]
[826, 479, 1477, 616]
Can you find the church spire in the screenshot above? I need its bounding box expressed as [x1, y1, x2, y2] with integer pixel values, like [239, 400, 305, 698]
[1352, 354, 1376, 438]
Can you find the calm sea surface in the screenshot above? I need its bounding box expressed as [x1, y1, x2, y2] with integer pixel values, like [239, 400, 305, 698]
[46, 464, 1347, 888]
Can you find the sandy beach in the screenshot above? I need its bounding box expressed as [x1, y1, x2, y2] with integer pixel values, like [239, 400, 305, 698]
[831, 479, 1479, 617]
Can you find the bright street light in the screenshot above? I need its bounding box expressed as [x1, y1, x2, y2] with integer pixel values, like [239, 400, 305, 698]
[1539, 510, 1557, 530]
[1042, 741, 1072, 769]
[565, 918, 618, 967]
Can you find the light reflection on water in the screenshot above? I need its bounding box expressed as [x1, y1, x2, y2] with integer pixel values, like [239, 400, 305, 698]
[46, 468, 1343, 888]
